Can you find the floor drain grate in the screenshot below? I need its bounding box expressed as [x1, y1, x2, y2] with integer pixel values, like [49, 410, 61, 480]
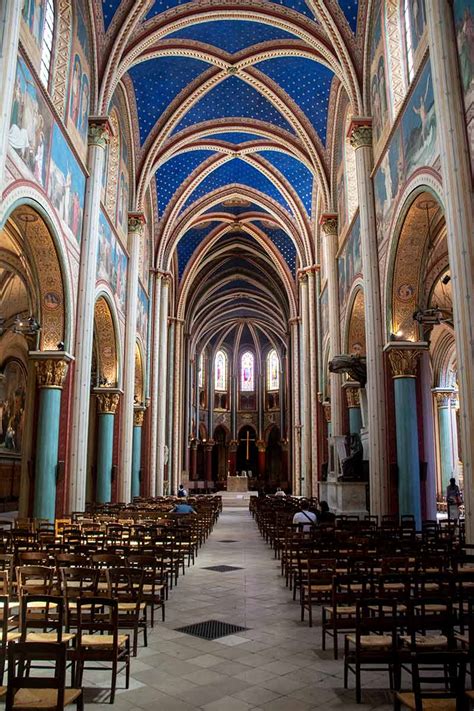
[175, 619, 248, 640]
[203, 565, 242, 572]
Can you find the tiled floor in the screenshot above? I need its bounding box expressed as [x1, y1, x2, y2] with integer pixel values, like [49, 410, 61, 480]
[84, 507, 393, 710]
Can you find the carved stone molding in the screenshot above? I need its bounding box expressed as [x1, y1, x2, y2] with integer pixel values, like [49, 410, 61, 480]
[133, 408, 145, 427]
[35, 358, 69, 389]
[96, 390, 121, 414]
[256, 439, 266, 453]
[322, 401, 332, 423]
[128, 212, 146, 235]
[320, 213, 338, 235]
[349, 119, 373, 150]
[88, 117, 112, 149]
[345, 386, 361, 408]
[385, 343, 428, 378]
[433, 389, 458, 408]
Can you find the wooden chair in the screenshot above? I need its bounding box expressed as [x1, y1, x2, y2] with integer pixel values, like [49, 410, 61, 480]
[19, 595, 74, 645]
[400, 597, 455, 653]
[394, 650, 467, 711]
[106, 567, 146, 655]
[5, 641, 83, 711]
[127, 555, 166, 626]
[60, 568, 99, 632]
[73, 598, 130, 704]
[0, 593, 21, 684]
[322, 574, 373, 660]
[301, 558, 335, 627]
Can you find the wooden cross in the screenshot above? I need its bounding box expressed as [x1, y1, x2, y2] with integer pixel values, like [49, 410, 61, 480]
[240, 430, 256, 460]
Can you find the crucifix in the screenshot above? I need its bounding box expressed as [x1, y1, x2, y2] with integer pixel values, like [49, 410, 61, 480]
[241, 430, 256, 460]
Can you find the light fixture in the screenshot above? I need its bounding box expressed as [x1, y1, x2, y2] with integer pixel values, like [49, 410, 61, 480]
[413, 307, 452, 326]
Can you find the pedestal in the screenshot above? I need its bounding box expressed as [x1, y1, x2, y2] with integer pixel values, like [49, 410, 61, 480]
[318, 478, 368, 517]
[227, 476, 248, 493]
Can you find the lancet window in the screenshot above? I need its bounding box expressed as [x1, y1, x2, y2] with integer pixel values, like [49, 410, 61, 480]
[267, 349, 279, 391]
[214, 350, 227, 392]
[241, 351, 255, 392]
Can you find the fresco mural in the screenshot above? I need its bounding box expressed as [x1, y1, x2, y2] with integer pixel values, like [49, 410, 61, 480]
[454, 0, 474, 176]
[320, 286, 329, 339]
[336, 171, 346, 232]
[97, 211, 128, 313]
[47, 124, 86, 243]
[67, 0, 91, 154]
[370, 0, 389, 145]
[20, 0, 48, 73]
[406, 0, 426, 57]
[337, 213, 362, 308]
[9, 57, 52, 187]
[374, 59, 437, 243]
[137, 286, 149, 347]
[0, 361, 26, 456]
[138, 195, 152, 290]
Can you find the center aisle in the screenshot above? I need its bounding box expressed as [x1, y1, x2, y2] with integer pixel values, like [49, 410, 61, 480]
[93, 508, 392, 711]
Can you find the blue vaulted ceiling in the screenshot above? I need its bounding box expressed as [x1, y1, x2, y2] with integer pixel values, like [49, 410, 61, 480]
[156, 149, 215, 215]
[167, 20, 296, 53]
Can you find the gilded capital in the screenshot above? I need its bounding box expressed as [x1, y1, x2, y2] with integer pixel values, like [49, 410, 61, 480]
[388, 348, 423, 378]
[322, 401, 332, 423]
[128, 212, 146, 235]
[134, 408, 145, 426]
[433, 389, 457, 408]
[229, 439, 238, 452]
[88, 117, 112, 148]
[345, 386, 361, 408]
[320, 213, 338, 236]
[35, 359, 69, 388]
[96, 391, 120, 414]
[349, 120, 373, 150]
[256, 439, 266, 453]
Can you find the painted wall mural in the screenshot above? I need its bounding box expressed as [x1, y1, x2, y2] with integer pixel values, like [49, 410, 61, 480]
[9, 56, 52, 187]
[20, 0, 48, 75]
[454, 0, 474, 176]
[138, 194, 152, 290]
[370, 0, 390, 146]
[67, 0, 91, 156]
[47, 124, 86, 243]
[337, 213, 362, 309]
[97, 211, 128, 314]
[137, 285, 149, 348]
[320, 285, 329, 340]
[0, 360, 26, 456]
[374, 59, 438, 243]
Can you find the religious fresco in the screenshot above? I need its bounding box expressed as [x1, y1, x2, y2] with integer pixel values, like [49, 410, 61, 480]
[336, 170, 346, 232]
[47, 124, 86, 243]
[374, 59, 437, 243]
[138, 195, 152, 291]
[97, 211, 128, 314]
[20, 0, 48, 74]
[0, 361, 26, 456]
[369, 0, 389, 146]
[67, 0, 91, 156]
[9, 57, 52, 187]
[110, 94, 130, 238]
[320, 285, 329, 340]
[337, 213, 362, 309]
[454, 0, 474, 176]
[406, 0, 427, 58]
[137, 285, 149, 347]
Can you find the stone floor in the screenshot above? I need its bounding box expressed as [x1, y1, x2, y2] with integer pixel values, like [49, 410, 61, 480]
[83, 507, 393, 711]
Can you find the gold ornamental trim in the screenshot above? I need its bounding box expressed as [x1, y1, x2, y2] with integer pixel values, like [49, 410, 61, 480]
[35, 358, 69, 389]
[88, 117, 112, 149]
[134, 408, 145, 427]
[128, 212, 146, 234]
[433, 389, 457, 408]
[96, 391, 120, 414]
[388, 348, 423, 378]
[322, 401, 332, 423]
[348, 118, 373, 150]
[320, 213, 338, 236]
[345, 387, 361, 408]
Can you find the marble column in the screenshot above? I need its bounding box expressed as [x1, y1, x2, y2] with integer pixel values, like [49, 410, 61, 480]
[119, 212, 146, 503]
[207, 355, 215, 438]
[349, 120, 389, 518]
[386, 343, 427, 528]
[131, 407, 145, 500]
[344, 383, 363, 434]
[231, 375, 237, 440]
[205, 441, 214, 485]
[307, 267, 319, 494]
[258, 373, 264, 440]
[95, 389, 120, 504]
[433, 389, 458, 493]
[426, 1, 474, 541]
[148, 272, 162, 496]
[171, 318, 184, 494]
[165, 318, 175, 495]
[0, 0, 22, 189]
[323, 402, 332, 439]
[299, 272, 312, 497]
[257, 439, 266, 480]
[69, 118, 111, 513]
[156, 276, 170, 495]
[32, 356, 70, 521]
[189, 439, 198, 480]
[320, 215, 343, 436]
[289, 318, 301, 494]
[228, 440, 238, 476]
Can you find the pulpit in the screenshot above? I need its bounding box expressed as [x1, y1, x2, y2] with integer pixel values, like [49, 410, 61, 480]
[227, 475, 248, 492]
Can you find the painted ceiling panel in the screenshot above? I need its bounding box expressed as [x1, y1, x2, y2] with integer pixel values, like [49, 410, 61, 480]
[268, 0, 316, 20]
[257, 150, 314, 214]
[203, 202, 268, 215]
[167, 20, 296, 53]
[177, 223, 219, 279]
[129, 56, 210, 144]
[180, 158, 292, 214]
[203, 132, 270, 143]
[145, 0, 193, 21]
[172, 76, 296, 135]
[338, 0, 359, 32]
[255, 56, 334, 143]
[255, 220, 296, 274]
[156, 149, 215, 215]
[102, 0, 122, 30]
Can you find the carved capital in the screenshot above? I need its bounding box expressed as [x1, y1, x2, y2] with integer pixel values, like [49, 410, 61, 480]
[256, 439, 266, 453]
[387, 347, 424, 378]
[134, 408, 145, 426]
[229, 439, 238, 452]
[128, 212, 146, 235]
[348, 118, 373, 149]
[96, 391, 120, 414]
[322, 401, 332, 423]
[88, 117, 112, 148]
[320, 213, 338, 236]
[204, 439, 215, 451]
[35, 358, 69, 388]
[345, 386, 361, 408]
[433, 389, 457, 408]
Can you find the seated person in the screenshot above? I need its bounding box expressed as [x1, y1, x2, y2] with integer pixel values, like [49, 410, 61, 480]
[173, 500, 196, 514]
[292, 500, 317, 531]
[317, 500, 336, 524]
[177, 484, 188, 497]
[274, 487, 286, 498]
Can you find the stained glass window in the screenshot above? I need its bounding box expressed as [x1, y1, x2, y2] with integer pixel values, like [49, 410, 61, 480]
[241, 351, 254, 392]
[214, 350, 227, 391]
[403, 0, 415, 83]
[267, 349, 279, 391]
[40, 0, 55, 88]
[198, 352, 204, 388]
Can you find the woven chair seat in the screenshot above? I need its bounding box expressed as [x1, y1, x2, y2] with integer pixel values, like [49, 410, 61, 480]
[395, 692, 456, 710]
[346, 634, 393, 648]
[117, 602, 146, 611]
[11, 688, 82, 709]
[24, 632, 75, 643]
[325, 606, 357, 617]
[413, 603, 447, 612]
[400, 635, 448, 648]
[303, 584, 332, 593]
[79, 633, 128, 647]
[7, 632, 21, 642]
[142, 584, 165, 593]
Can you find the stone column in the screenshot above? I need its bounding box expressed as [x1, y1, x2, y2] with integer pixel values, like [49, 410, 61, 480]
[195, 356, 200, 440]
[207, 355, 215, 439]
[131, 406, 145, 500]
[349, 120, 389, 518]
[258, 373, 264, 440]
[289, 318, 301, 494]
[298, 272, 311, 497]
[205, 440, 214, 485]
[320, 214, 343, 436]
[0, 0, 22, 189]
[344, 382, 363, 434]
[231, 375, 237, 440]
[307, 267, 319, 494]
[69, 118, 111, 513]
[119, 212, 146, 503]
[279, 359, 285, 437]
[171, 318, 184, 494]
[228, 440, 238, 476]
[148, 272, 162, 496]
[386, 343, 428, 528]
[189, 439, 198, 481]
[433, 389, 458, 493]
[323, 402, 332, 439]
[257, 439, 266, 479]
[156, 276, 170, 495]
[94, 389, 121, 504]
[31, 356, 70, 521]
[426, 1, 474, 541]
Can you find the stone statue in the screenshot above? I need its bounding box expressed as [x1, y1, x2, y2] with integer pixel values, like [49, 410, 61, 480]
[329, 355, 367, 387]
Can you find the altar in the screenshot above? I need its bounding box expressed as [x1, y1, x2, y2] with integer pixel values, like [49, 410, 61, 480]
[227, 475, 248, 492]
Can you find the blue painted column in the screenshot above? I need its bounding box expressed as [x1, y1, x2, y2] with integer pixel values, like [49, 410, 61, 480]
[33, 357, 69, 522]
[387, 344, 427, 529]
[131, 408, 144, 499]
[95, 390, 120, 504]
[433, 389, 457, 493]
[345, 385, 363, 434]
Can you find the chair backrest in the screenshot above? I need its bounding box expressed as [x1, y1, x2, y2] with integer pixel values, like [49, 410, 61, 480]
[60, 567, 99, 600]
[75, 597, 118, 643]
[355, 598, 398, 647]
[409, 650, 467, 711]
[16, 566, 55, 596]
[6, 641, 68, 711]
[106, 567, 144, 602]
[20, 595, 65, 641]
